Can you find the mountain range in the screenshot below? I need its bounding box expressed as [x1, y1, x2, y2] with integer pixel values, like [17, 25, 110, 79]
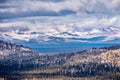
[0, 41, 120, 80]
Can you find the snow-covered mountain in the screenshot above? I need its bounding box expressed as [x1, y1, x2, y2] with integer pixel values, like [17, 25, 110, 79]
[0, 30, 120, 44]
[66, 45, 120, 66]
[0, 41, 120, 79]
[0, 40, 42, 71]
[0, 41, 120, 71]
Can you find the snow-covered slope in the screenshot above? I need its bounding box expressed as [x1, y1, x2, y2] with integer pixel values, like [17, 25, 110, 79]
[98, 49, 120, 67]
[0, 40, 42, 71]
[0, 40, 41, 56]
[66, 45, 120, 68]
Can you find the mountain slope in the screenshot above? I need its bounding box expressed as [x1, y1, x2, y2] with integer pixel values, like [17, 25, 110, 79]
[0, 40, 42, 72]
[98, 49, 120, 67]
[0, 41, 120, 80]
[69, 47, 120, 66]
[17, 46, 120, 80]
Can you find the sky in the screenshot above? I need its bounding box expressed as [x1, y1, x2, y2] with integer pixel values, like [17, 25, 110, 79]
[0, 0, 120, 51]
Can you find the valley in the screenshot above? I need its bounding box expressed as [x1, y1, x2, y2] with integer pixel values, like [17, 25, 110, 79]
[0, 41, 120, 80]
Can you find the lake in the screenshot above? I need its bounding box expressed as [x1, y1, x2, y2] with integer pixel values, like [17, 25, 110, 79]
[17, 41, 118, 54]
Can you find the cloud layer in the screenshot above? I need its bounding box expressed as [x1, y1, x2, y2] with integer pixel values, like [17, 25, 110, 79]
[0, 0, 120, 43]
[0, 0, 120, 18]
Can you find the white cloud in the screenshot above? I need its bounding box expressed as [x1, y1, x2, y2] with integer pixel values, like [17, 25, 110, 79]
[0, 15, 120, 43]
[0, 0, 120, 18]
[0, 0, 120, 43]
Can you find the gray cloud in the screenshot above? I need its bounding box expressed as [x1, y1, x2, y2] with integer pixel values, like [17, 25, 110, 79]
[0, 0, 120, 43]
[0, 0, 120, 19]
[0, 27, 10, 32]
[0, 15, 120, 43]
[39, 0, 65, 2]
[0, 0, 8, 3]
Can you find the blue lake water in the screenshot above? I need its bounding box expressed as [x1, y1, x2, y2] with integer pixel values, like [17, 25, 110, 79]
[17, 41, 119, 54]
